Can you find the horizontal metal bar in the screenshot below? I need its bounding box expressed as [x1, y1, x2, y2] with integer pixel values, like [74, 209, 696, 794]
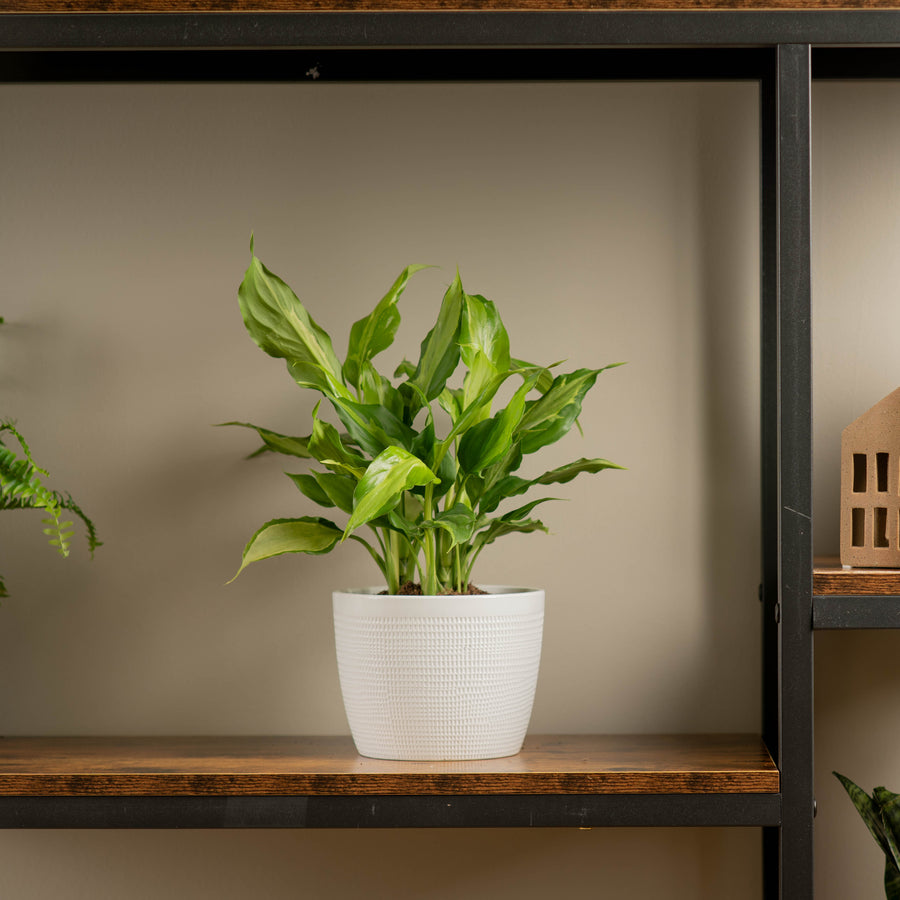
[4, 11, 900, 52]
[0, 46, 771, 83]
[813, 595, 900, 630]
[0, 793, 782, 829]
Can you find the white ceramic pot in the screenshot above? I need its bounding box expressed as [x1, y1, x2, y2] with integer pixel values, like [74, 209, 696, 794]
[333, 587, 544, 761]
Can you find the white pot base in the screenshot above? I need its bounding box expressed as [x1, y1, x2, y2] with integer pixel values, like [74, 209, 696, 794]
[333, 587, 544, 761]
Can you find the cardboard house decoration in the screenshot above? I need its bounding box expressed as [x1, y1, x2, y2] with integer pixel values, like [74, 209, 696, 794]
[841, 386, 900, 567]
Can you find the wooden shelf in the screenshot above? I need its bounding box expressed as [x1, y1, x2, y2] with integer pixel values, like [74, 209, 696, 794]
[814, 557, 900, 596]
[0, 734, 779, 828]
[813, 558, 900, 629]
[0, 734, 778, 797]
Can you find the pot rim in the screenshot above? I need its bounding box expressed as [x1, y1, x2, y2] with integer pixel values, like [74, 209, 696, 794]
[333, 586, 544, 618]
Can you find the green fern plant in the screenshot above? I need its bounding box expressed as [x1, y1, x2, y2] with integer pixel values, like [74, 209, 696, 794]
[0, 420, 101, 598]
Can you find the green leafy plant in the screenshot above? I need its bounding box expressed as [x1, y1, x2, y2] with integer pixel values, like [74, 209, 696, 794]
[0, 419, 101, 598]
[835, 772, 900, 899]
[226, 244, 624, 595]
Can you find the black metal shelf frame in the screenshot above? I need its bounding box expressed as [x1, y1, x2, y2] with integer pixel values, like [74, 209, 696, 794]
[813, 596, 900, 630]
[0, 793, 783, 830]
[6, 9, 900, 897]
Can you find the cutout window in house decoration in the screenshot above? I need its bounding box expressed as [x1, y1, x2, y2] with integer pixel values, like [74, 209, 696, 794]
[877, 452, 890, 492]
[841, 387, 900, 567]
[875, 507, 890, 548]
[853, 453, 868, 492]
[852, 508, 866, 547]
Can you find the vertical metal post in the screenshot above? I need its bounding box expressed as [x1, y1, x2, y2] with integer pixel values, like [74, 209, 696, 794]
[775, 42, 815, 899]
[760, 48, 781, 899]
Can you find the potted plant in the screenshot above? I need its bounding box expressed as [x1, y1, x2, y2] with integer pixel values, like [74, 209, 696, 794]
[225, 242, 623, 760]
[835, 772, 900, 899]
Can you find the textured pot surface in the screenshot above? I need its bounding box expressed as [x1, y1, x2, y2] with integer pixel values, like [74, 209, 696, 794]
[333, 587, 544, 761]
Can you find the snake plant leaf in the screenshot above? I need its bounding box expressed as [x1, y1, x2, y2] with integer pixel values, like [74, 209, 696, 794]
[344, 446, 439, 537]
[459, 290, 511, 412]
[457, 373, 536, 475]
[480, 457, 625, 514]
[885, 859, 900, 900]
[884, 822, 900, 900]
[876, 787, 900, 877]
[835, 773, 893, 857]
[229, 516, 342, 581]
[343, 264, 430, 390]
[217, 421, 313, 460]
[238, 252, 349, 399]
[408, 271, 463, 403]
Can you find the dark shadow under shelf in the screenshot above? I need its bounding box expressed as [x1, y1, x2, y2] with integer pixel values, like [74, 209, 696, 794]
[0, 734, 780, 829]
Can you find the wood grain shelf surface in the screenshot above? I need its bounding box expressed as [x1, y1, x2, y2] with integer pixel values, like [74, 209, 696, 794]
[814, 556, 900, 596]
[0, 734, 779, 797]
[5, 0, 900, 11]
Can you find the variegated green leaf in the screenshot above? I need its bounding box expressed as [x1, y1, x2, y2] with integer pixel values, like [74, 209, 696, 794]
[421, 504, 479, 548]
[238, 252, 349, 399]
[344, 446, 439, 537]
[472, 516, 548, 553]
[408, 272, 463, 402]
[230, 516, 342, 581]
[286, 472, 334, 507]
[343, 264, 430, 389]
[218, 421, 312, 460]
[332, 397, 415, 458]
[459, 290, 510, 412]
[480, 457, 624, 514]
[457, 373, 535, 475]
[308, 407, 367, 472]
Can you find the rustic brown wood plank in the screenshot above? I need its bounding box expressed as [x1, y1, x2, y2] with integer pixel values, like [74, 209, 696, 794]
[814, 556, 900, 595]
[6, 0, 900, 11]
[0, 734, 778, 796]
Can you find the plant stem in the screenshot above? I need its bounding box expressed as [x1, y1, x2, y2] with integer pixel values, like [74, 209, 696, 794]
[454, 544, 464, 592]
[422, 481, 438, 595]
[388, 529, 401, 594]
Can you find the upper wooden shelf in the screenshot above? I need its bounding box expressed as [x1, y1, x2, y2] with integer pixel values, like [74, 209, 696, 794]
[813, 557, 900, 629]
[5, 0, 900, 11]
[814, 557, 900, 596]
[0, 734, 778, 797]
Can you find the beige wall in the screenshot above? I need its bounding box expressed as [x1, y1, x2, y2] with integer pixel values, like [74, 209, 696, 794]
[0, 74, 879, 897]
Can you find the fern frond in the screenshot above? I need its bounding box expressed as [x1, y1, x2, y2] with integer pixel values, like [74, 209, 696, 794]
[58, 492, 102, 558]
[0, 418, 101, 594]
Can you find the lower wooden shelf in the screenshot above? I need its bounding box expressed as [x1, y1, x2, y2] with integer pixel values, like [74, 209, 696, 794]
[0, 734, 780, 829]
